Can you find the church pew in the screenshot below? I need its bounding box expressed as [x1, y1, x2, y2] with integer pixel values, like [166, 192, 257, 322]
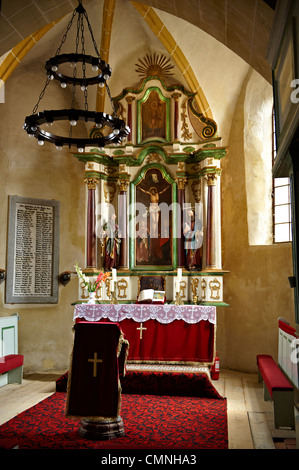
[256, 354, 295, 429]
[0, 354, 24, 387]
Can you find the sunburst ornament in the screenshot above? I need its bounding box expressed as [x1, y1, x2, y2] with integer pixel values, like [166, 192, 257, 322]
[135, 53, 174, 80]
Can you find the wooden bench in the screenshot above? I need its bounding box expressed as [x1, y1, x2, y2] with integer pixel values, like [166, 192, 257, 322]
[257, 354, 295, 429]
[0, 354, 24, 387]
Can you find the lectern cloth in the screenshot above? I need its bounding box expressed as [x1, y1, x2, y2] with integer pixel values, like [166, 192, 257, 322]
[65, 322, 127, 419]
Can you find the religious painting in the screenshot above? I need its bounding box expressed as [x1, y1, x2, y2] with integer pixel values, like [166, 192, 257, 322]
[130, 164, 175, 269]
[137, 87, 170, 143]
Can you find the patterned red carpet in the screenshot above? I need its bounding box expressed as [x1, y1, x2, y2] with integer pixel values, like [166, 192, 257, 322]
[0, 392, 227, 449]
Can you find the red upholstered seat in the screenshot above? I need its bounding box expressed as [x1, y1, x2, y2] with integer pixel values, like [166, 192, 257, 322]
[256, 354, 293, 397]
[0, 355, 24, 375]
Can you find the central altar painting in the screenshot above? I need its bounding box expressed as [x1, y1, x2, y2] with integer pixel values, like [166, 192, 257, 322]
[134, 166, 174, 268]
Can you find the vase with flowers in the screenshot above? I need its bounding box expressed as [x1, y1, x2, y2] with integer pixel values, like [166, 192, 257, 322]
[74, 262, 110, 304]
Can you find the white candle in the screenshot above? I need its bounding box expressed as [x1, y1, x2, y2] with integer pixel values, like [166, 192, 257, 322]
[175, 280, 180, 293]
[177, 268, 182, 281]
[110, 279, 115, 292]
[112, 268, 117, 281]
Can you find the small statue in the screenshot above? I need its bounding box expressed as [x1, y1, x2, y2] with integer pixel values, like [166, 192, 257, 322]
[101, 214, 121, 270]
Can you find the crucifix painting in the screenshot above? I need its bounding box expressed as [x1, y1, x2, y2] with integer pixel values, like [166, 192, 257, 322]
[135, 167, 172, 266]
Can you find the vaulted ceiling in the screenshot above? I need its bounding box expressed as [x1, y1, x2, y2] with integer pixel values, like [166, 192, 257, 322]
[0, 0, 276, 83]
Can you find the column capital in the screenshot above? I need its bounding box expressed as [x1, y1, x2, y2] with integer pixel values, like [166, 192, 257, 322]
[205, 173, 217, 186]
[125, 96, 136, 104]
[118, 179, 130, 192]
[171, 92, 181, 101]
[84, 177, 99, 190]
[175, 177, 188, 190]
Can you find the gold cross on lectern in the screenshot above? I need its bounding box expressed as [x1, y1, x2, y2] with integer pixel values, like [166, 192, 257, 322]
[88, 352, 103, 377]
[137, 322, 147, 340]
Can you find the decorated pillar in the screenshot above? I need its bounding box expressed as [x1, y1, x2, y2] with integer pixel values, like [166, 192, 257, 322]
[176, 177, 187, 267]
[205, 173, 217, 269]
[125, 96, 135, 144]
[84, 177, 99, 270]
[118, 164, 130, 268]
[172, 92, 181, 141]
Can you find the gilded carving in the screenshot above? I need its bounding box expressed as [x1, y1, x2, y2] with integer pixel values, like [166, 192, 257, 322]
[171, 92, 181, 101]
[191, 179, 201, 203]
[84, 177, 99, 190]
[118, 179, 130, 192]
[103, 181, 117, 203]
[119, 164, 127, 173]
[177, 161, 185, 172]
[205, 173, 217, 186]
[146, 152, 162, 163]
[125, 96, 135, 104]
[191, 277, 199, 302]
[80, 281, 89, 299]
[181, 99, 192, 140]
[175, 177, 187, 190]
[135, 53, 174, 80]
[180, 280, 187, 298]
[118, 278, 128, 298]
[104, 166, 117, 175]
[209, 278, 221, 300]
[201, 279, 207, 300]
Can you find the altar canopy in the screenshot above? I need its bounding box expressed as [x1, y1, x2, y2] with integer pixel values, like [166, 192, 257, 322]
[66, 322, 128, 419]
[74, 304, 216, 364]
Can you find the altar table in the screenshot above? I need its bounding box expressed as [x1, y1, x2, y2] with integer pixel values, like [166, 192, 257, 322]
[74, 304, 216, 365]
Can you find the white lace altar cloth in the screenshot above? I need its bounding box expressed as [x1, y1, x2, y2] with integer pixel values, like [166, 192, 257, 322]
[73, 304, 216, 325]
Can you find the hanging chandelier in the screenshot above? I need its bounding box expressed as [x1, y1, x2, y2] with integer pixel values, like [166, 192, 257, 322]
[23, 1, 130, 153]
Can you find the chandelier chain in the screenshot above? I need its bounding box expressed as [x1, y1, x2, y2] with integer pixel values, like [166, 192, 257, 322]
[80, 13, 88, 111]
[32, 76, 51, 114]
[106, 84, 118, 117]
[83, 10, 101, 58]
[54, 10, 77, 57]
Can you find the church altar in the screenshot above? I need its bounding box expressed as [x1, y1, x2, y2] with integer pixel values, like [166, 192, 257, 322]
[74, 304, 216, 365]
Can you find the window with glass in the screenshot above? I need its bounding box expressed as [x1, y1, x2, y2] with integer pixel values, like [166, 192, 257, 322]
[272, 106, 292, 243]
[273, 178, 292, 243]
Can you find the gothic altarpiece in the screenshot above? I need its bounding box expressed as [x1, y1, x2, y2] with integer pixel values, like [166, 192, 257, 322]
[75, 55, 228, 307]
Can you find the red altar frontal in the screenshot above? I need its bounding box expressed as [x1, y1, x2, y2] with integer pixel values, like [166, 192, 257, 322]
[74, 304, 216, 365]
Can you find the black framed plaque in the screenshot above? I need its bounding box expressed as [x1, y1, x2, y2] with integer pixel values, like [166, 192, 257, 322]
[6, 196, 60, 304]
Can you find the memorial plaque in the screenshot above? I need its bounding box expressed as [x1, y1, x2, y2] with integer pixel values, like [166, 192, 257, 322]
[6, 196, 60, 304]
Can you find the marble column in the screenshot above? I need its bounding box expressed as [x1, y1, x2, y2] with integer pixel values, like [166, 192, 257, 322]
[84, 177, 99, 270]
[206, 173, 217, 268]
[118, 180, 129, 268]
[176, 177, 187, 267]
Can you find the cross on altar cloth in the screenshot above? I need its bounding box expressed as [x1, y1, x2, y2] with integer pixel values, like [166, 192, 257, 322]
[136, 322, 147, 339]
[66, 321, 129, 420]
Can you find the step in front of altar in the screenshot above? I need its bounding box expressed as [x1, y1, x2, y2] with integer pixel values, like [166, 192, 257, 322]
[56, 364, 222, 399]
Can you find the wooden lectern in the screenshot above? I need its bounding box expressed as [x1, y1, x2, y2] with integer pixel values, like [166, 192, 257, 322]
[65, 321, 129, 440]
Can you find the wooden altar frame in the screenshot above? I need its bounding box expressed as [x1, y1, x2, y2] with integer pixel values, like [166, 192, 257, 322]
[129, 162, 178, 271]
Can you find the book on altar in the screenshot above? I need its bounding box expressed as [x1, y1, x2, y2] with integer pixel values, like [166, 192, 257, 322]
[137, 289, 165, 304]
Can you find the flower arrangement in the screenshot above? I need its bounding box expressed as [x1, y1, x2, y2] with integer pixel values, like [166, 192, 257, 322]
[74, 261, 110, 292]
